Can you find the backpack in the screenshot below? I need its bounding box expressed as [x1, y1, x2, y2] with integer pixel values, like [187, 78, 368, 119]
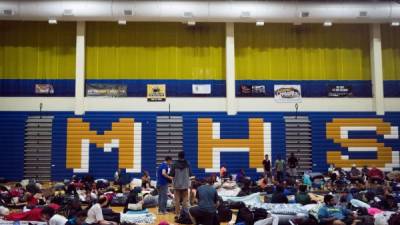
[175, 208, 193, 224]
[217, 201, 232, 222]
[227, 200, 246, 209]
[142, 194, 158, 208]
[111, 193, 128, 206]
[235, 206, 254, 225]
[102, 208, 120, 223]
[252, 208, 268, 223]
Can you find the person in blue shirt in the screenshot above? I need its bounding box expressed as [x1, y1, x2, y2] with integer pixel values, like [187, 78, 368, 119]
[318, 194, 358, 225]
[157, 156, 172, 214]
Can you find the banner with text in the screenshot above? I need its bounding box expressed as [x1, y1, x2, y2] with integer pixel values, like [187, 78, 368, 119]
[147, 84, 166, 101]
[274, 85, 302, 103]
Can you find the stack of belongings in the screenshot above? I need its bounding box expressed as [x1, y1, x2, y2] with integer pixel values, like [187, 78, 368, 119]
[217, 180, 241, 197]
[120, 180, 156, 224]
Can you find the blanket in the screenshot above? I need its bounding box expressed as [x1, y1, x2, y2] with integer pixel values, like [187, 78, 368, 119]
[253, 203, 308, 215]
[0, 220, 46, 225]
[218, 187, 241, 197]
[220, 193, 262, 207]
[120, 211, 155, 224]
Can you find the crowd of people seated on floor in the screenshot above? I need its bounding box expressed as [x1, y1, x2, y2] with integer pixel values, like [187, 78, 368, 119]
[0, 157, 399, 225]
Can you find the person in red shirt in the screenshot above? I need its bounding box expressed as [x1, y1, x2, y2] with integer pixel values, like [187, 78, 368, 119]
[367, 166, 385, 184]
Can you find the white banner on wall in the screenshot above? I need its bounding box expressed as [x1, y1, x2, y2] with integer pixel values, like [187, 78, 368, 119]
[192, 84, 211, 94]
[274, 85, 302, 103]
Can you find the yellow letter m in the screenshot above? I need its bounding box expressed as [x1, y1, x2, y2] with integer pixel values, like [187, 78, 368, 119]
[66, 118, 142, 173]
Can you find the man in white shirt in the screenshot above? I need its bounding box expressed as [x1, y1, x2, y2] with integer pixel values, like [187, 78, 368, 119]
[86, 196, 117, 225]
[41, 206, 67, 225]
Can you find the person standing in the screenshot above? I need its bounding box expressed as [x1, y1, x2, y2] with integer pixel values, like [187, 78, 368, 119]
[262, 154, 272, 182]
[170, 151, 193, 216]
[157, 156, 172, 214]
[274, 155, 285, 182]
[287, 153, 299, 178]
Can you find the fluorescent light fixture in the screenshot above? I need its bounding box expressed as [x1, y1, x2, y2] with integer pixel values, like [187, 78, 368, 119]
[256, 21, 264, 26]
[63, 9, 73, 16]
[241, 11, 251, 18]
[183, 12, 193, 18]
[118, 20, 127, 25]
[323, 21, 333, 27]
[391, 21, 400, 26]
[187, 21, 196, 26]
[48, 19, 57, 24]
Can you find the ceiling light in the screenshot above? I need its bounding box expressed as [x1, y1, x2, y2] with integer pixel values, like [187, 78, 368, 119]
[241, 11, 251, 18]
[124, 9, 133, 16]
[391, 21, 400, 26]
[63, 9, 73, 16]
[187, 21, 196, 26]
[48, 19, 57, 24]
[184, 12, 193, 18]
[118, 20, 127, 25]
[1, 9, 14, 16]
[256, 21, 264, 26]
[323, 21, 333, 27]
[300, 11, 310, 18]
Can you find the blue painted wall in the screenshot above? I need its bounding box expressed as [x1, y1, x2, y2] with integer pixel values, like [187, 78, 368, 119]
[0, 112, 27, 181]
[0, 112, 399, 181]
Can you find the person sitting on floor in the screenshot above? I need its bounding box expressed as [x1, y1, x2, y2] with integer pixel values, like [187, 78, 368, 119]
[141, 171, 151, 189]
[349, 165, 363, 184]
[318, 194, 359, 225]
[85, 196, 117, 225]
[189, 176, 219, 225]
[361, 166, 369, 181]
[236, 169, 248, 185]
[368, 166, 385, 184]
[270, 185, 288, 203]
[220, 165, 228, 179]
[41, 206, 68, 225]
[295, 184, 311, 205]
[65, 210, 87, 225]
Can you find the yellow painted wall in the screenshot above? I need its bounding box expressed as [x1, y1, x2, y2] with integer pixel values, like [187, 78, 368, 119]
[0, 21, 76, 79]
[235, 24, 371, 80]
[86, 22, 225, 80]
[382, 25, 400, 80]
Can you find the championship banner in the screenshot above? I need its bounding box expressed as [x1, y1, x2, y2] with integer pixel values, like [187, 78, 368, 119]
[327, 85, 353, 97]
[86, 83, 127, 97]
[147, 84, 166, 101]
[274, 85, 302, 103]
[192, 84, 211, 95]
[35, 84, 54, 94]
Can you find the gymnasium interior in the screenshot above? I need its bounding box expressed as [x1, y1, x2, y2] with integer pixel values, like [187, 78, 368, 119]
[0, 1, 400, 225]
